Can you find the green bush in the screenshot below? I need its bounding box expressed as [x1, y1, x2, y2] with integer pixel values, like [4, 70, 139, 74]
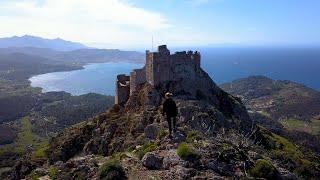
[33, 141, 49, 158]
[112, 152, 128, 161]
[126, 145, 135, 152]
[177, 142, 199, 161]
[135, 141, 157, 159]
[49, 166, 58, 179]
[186, 131, 199, 143]
[249, 159, 277, 179]
[30, 171, 40, 180]
[157, 128, 168, 139]
[98, 159, 126, 180]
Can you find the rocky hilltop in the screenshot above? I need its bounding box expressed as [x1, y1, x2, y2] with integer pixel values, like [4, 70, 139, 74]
[221, 76, 320, 122]
[6, 48, 320, 179]
[221, 75, 320, 154]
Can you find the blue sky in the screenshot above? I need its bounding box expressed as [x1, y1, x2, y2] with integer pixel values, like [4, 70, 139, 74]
[0, 0, 319, 48]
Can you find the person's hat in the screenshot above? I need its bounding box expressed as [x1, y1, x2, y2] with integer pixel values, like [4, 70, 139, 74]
[165, 92, 173, 98]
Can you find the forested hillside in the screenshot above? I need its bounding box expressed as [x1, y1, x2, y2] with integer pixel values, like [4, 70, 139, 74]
[0, 51, 114, 172]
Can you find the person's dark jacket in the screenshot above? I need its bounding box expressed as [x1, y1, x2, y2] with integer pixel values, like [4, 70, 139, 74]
[163, 98, 177, 117]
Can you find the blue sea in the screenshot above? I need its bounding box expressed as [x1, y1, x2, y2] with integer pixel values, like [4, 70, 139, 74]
[30, 47, 320, 96]
[29, 62, 143, 95]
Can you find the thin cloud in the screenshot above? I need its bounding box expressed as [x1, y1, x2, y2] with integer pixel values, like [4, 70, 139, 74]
[0, 0, 171, 30]
[0, 0, 173, 46]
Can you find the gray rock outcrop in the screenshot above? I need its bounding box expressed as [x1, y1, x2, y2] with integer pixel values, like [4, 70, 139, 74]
[144, 123, 160, 140]
[142, 152, 163, 170]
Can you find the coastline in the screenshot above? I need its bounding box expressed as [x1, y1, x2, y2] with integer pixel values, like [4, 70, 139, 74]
[28, 61, 143, 96]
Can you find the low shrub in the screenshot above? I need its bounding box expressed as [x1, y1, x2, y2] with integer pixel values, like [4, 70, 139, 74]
[98, 159, 126, 180]
[186, 131, 199, 143]
[177, 142, 199, 161]
[49, 166, 57, 179]
[157, 128, 168, 139]
[33, 141, 49, 158]
[30, 171, 40, 180]
[135, 141, 157, 159]
[249, 159, 277, 179]
[126, 145, 135, 152]
[112, 152, 128, 161]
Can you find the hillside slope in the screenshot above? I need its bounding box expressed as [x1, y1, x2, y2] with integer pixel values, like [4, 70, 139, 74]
[7, 76, 320, 179]
[220, 76, 320, 122]
[0, 52, 114, 173]
[220, 76, 320, 153]
[0, 53, 81, 123]
[0, 47, 144, 65]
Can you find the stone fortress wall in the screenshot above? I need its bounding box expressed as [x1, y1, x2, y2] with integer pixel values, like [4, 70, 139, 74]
[115, 74, 130, 104]
[115, 45, 201, 104]
[130, 67, 146, 95]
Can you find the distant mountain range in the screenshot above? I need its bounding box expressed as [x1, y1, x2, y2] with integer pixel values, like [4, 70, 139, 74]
[0, 35, 144, 64]
[0, 35, 87, 51]
[0, 47, 144, 64]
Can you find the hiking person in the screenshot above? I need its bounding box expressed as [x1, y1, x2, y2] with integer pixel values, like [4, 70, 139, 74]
[162, 92, 178, 138]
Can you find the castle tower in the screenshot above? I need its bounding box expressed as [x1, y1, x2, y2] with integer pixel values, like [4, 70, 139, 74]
[115, 45, 202, 105]
[145, 45, 171, 86]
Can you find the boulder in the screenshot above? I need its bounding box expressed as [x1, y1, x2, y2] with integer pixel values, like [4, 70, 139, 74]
[83, 136, 109, 155]
[172, 131, 186, 143]
[176, 166, 197, 179]
[33, 168, 48, 177]
[248, 151, 263, 161]
[277, 167, 298, 180]
[162, 150, 182, 170]
[133, 121, 145, 133]
[207, 160, 233, 176]
[142, 152, 163, 170]
[144, 123, 160, 140]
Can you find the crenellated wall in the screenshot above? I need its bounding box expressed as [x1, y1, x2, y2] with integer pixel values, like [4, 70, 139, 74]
[169, 50, 200, 82]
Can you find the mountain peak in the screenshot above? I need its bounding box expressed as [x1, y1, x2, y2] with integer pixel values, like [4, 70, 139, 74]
[21, 34, 36, 38]
[0, 35, 87, 51]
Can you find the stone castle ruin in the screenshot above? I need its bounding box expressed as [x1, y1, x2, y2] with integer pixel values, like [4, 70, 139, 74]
[114, 44, 253, 135]
[115, 45, 216, 105]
